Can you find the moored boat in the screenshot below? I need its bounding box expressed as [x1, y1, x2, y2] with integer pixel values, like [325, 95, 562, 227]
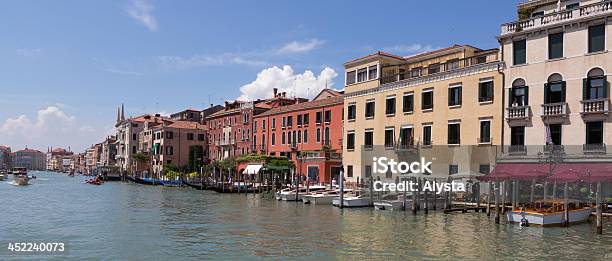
[374, 194, 406, 211]
[277, 185, 327, 201]
[11, 167, 27, 175]
[332, 195, 371, 208]
[302, 189, 354, 205]
[507, 200, 593, 227]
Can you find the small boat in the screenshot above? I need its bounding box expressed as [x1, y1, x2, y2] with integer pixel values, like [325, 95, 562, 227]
[276, 185, 327, 201]
[333, 195, 371, 208]
[127, 176, 164, 186]
[374, 194, 406, 211]
[181, 178, 207, 190]
[86, 179, 103, 185]
[11, 167, 27, 175]
[14, 174, 29, 186]
[0, 171, 5, 181]
[507, 200, 593, 227]
[302, 189, 353, 205]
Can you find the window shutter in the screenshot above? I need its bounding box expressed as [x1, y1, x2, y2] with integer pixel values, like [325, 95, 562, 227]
[448, 88, 452, 106]
[544, 83, 549, 103]
[508, 88, 513, 106]
[478, 83, 482, 101]
[583, 78, 588, 100]
[524, 86, 529, 106]
[561, 81, 566, 102]
[604, 76, 609, 98]
[458, 87, 462, 105]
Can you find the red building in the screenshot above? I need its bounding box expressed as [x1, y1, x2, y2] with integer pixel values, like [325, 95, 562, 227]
[252, 89, 344, 184]
[206, 89, 302, 161]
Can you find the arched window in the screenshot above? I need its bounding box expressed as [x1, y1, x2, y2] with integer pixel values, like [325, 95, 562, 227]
[509, 78, 528, 107]
[261, 134, 265, 147]
[303, 130, 308, 143]
[324, 127, 330, 146]
[545, 73, 565, 104]
[316, 128, 321, 142]
[271, 133, 276, 145]
[585, 68, 606, 100]
[292, 131, 297, 145]
[297, 131, 301, 143]
[287, 131, 292, 144]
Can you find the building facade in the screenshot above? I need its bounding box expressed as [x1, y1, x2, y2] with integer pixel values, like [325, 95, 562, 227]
[12, 148, 46, 171]
[0, 146, 11, 170]
[499, 0, 611, 156]
[150, 121, 208, 175]
[342, 45, 504, 183]
[252, 89, 344, 184]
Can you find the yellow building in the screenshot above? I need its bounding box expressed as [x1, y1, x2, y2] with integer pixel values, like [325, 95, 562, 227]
[342, 45, 503, 183]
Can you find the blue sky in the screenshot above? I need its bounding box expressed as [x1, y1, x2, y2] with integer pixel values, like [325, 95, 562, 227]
[0, 0, 518, 152]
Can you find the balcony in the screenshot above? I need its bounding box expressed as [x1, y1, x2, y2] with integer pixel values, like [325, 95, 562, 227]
[508, 145, 527, 156]
[506, 106, 531, 120]
[214, 139, 236, 146]
[395, 141, 417, 151]
[583, 143, 606, 154]
[501, 1, 612, 35]
[541, 102, 568, 117]
[581, 98, 610, 114]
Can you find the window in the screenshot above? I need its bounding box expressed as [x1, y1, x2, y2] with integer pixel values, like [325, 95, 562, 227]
[346, 71, 356, 85]
[357, 68, 368, 82]
[365, 100, 375, 118]
[365, 165, 372, 178]
[531, 11, 544, 18]
[548, 124, 562, 145]
[480, 120, 491, 143]
[448, 84, 462, 106]
[446, 59, 460, 71]
[385, 96, 396, 115]
[510, 79, 529, 106]
[384, 128, 394, 148]
[347, 103, 356, 120]
[479, 165, 490, 174]
[132, 133, 137, 141]
[423, 125, 432, 146]
[324, 110, 331, 123]
[287, 116, 293, 127]
[272, 133, 276, 145]
[545, 74, 565, 104]
[347, 165, 353, 178]
[253, 121, 257, 133]
[165, 146, 173, 155]
[399, 127, 413, 147]
[479, 80, 494, 102]
[287, 131, 292, 145]
[316, 128, 321, 142]
[282, 117, 286, 127]
[448, 165, 458, 175]
[566, 3, 579, 9]
[411, 67, 422, 78]
[428, 63, 440, 74]
[324, 128, 330, 146]
[316, 112, 322, 124]
[510, 126, 525, 146]
[282, 132, 286, 144]
[303, 113, 309, 125]
[548, 32, 564, 59]
[364, 130, 373, 149]
[187, 133, 194, 140]
[589, 24, 605, 53]
[586, 121, 603, 145]
[303, 130, 308, 143]
[513, 39, 526, 65]
[584, 68, 607, 100]
[166, 131, 174, 139]
[132, 146, 137, 154]
[272, 118, 276, 129]
[198, 134, 205, 141]
[403, 93, 414, 113]
[368, 66, 378, 80]
[297, 115, 302, 126]
[422, 90, 434, 110]
[448, 123, 460, 145]
[346, 131, 355, 150]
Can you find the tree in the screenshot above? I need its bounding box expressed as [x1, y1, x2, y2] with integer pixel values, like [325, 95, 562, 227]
[131, 153, 149, 176]
[188, 145, 205, 172]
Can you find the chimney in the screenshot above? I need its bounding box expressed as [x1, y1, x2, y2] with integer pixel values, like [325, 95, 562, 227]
[273, 88, 278, 97]
[210, 104, 213, 108]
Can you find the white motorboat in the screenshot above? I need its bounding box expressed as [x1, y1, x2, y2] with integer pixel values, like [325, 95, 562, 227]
[14, 175, 29, 186]
[333, 195, 371, 208]
[507, 200, 593, 227]
[0, 173, 5, 181]
[277, 185, 327, 201]
[374, 194, 405, 211]
[302, 189, 354, 205]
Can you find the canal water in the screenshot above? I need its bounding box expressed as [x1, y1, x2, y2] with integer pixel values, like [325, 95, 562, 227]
[1, 171, 610, 260]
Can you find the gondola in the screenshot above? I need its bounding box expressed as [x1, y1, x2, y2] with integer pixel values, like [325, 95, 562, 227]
[126, 176, 164, 186]
[181, 178, 207, 190]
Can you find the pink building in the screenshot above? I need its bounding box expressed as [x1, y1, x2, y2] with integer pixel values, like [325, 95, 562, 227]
[151, 121, 209, 175]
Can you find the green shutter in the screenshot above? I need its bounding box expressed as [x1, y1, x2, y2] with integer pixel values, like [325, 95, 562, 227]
[508, 88, 513, 106]
[604, 76, 608, 98]
[458, 87, 462, 105]
[561, 81, 566, 102]
[583, 78, 588, 100]
[544, 83, 549, 103]
[524, 86, 529, 106]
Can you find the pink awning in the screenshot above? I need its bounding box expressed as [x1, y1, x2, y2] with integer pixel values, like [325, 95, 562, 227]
[547, 163, 612, 183]
[478, 163, 548, 181]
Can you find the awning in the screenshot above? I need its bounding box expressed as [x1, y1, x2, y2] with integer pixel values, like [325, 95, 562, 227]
[478, 163, 549, 181]
[547, 163, 612, 183]
[243, 164, 263, 175]
[449, 171, 483, 180]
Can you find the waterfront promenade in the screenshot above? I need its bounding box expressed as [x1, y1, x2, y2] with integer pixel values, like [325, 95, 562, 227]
[1, 171, 611, 260]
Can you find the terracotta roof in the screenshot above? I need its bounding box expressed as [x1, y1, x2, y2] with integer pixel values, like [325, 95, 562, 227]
[16, 148, 43, 153]
[256, 95, 343, 118]
[0, 145, 10, 151]
[162, 121, 206, 130]
[344, 51, 405, 66]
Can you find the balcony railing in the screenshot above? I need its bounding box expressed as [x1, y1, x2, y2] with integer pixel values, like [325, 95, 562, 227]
[214, 139, 236, 146]
[583, 143, 606, 154]
[507, 105, 531, 120]
[501, 1, 612, 35]
[541, 102, 568, 117]
[581, 98, 610, 114]
[508, 145, 527, 156]
[395, 142, 417, 151]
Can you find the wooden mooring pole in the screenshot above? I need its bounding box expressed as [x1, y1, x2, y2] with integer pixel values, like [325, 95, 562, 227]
[495, 180, 500, 224]
[486, 181, 492, 217]
[563, 182, 569, 227]
[596, 182, 602, 235]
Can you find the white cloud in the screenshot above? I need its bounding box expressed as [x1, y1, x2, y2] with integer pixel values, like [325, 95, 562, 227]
[0, 106, 102, 151]
[16, 48, 41, 57]
[155, 54, 268, 69]
[384, 44, 437, 55]
[237, 65, 338, 101]
[126, 0, 158, 31]
[277, 39, 325, 54]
